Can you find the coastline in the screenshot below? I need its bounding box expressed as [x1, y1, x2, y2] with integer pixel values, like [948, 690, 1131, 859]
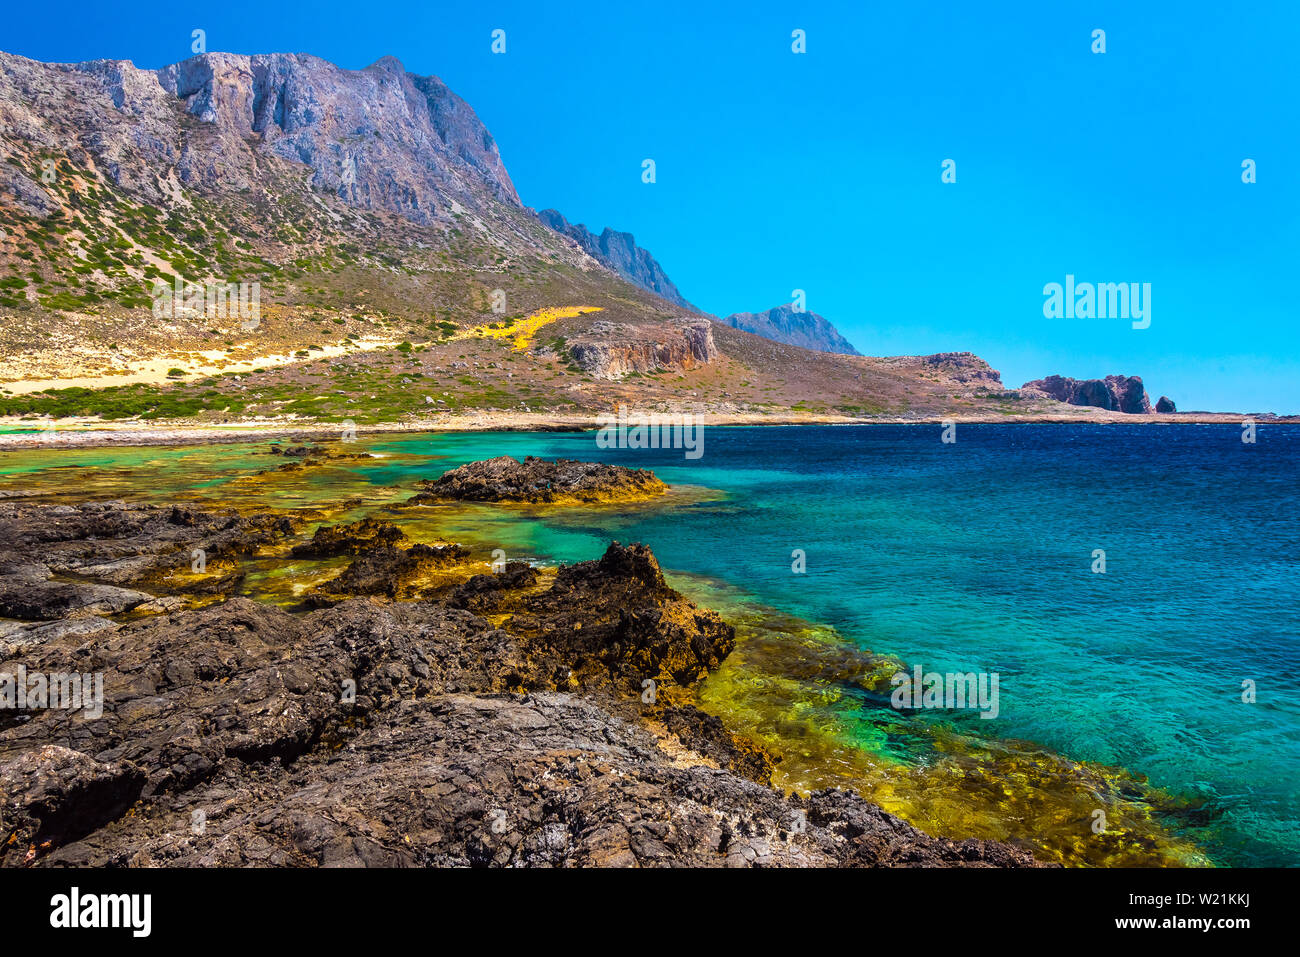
[0, 493, 1053, 868]
[0, 480, 1206, 868]
[0, 427, 1271, 866]
[3, 407, 1297, 451]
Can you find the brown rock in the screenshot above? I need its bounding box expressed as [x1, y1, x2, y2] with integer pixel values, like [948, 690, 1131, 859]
[409, 456, 666, 505]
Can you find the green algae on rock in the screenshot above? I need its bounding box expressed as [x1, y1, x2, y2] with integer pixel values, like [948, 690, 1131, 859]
[407, 455, 667, 505]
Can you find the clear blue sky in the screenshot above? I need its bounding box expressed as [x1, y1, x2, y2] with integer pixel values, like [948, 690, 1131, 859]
[5, 1, 1297, 411]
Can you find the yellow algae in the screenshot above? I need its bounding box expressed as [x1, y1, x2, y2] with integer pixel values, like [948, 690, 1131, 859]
[408, 482, 667, 508]
[466, 305, 602, 352]
[675, 574, 1212, 868]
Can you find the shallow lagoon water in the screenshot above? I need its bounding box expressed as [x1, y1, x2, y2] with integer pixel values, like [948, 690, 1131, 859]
[3, 423, 1296, 866]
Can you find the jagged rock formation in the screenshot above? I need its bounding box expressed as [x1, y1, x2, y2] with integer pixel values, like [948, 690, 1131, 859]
[508, 542, 735, 693]
[1022, 375, 1155, 414]
[290, 516, 407, 558]
[1156, 396, 1177, 414]
[0, 500, 298, 650]
[0, 51, 517, 224]
[0, 499, 1047, 868]
[537, 209, 695, 310]
[567, 317, 717, 379]
[408, 455, 667, 504]
[722, 304, 859, 355]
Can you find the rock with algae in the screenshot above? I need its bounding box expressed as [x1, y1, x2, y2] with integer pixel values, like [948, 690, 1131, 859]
[408, 455, 667, 505]
[0, 500, 1046, 868]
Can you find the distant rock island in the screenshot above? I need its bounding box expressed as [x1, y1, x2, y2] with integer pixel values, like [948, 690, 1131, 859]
[722, 304, 860, 355]
[1022, 374, 1175, 414]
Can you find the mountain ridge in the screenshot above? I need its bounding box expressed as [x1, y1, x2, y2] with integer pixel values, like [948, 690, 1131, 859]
[0, 47, 1192, 426]
[536, 208, 696, 311]
[722, 303, 860, 355]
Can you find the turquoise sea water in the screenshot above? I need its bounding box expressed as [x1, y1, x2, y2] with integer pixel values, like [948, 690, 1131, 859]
[2, 423, 1296, 865]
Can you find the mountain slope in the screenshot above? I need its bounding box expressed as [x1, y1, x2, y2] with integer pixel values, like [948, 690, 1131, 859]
[2, 51, 519, 224]
[722, 304, 860, 355]
[536, 209, 696, 311]
[0, 48, 1049, 428]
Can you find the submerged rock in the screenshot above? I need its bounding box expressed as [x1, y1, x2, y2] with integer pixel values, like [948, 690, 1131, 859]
[315, 542, 471, 600]
[409, 455, 667, 505]
[290, 517, 407, 558]
[258, 444, 377, 473]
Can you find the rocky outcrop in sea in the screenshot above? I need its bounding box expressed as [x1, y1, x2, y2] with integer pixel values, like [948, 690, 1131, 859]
[408, 455, 667, 505]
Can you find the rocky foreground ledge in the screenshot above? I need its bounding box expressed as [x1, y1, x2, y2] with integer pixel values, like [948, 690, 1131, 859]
[408, 455, 667, 505]
[0, 499, 1045, 867]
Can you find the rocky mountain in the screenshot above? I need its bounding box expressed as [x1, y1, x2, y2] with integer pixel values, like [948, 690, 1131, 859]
[1, 47, 1062, 425]
[1021, 374, 1158, 414]
[885, 351, 1003, 388]
[1, 51, 518, 225]
[722, 304, 860, 355]
[537, 209, 695, 310]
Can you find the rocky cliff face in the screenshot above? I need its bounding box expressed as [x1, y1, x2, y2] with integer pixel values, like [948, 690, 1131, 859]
[0, 51, 518, 225]
[722, 304, 860, 355]
[567, 317, 717, 379]
[1022, 375, 1156, 414]
[537, 209, 695, 310]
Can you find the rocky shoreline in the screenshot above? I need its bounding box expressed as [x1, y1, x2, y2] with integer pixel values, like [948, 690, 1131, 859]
[0, 496, 1047, 868]
[4, 407, 1298, 452]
